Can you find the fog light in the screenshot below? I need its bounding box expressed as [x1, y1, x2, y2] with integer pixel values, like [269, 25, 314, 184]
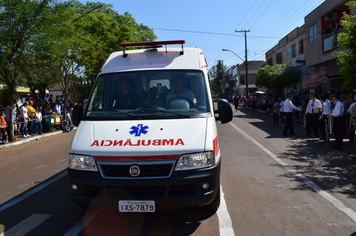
[202, 183, 209, 189]
[71, 184, 78, 190]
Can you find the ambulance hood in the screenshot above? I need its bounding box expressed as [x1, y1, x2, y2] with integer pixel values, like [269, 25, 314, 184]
[71, 119, 207, 159]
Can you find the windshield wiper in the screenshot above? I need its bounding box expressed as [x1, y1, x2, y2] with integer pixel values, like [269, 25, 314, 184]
[100, 109, 141, 120]
[128, 109, 191, 118]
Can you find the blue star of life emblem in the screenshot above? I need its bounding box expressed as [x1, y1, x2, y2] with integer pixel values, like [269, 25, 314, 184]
[130, 124, 149, 136]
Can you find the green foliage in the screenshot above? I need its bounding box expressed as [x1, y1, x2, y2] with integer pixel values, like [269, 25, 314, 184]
[0, 0, 157, 141]
[208, 61, 228, 94]
[256, 64, 302, 96]
[0, 85, 18, 107]
[334, 1, 356, 91]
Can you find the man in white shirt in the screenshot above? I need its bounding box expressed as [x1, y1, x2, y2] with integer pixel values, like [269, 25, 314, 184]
[305, 93, 322, 137]
[279, 97, 285, 125]
[282, 93, 301, 136]
[166, 75, 197, 108]
[318, 95, 331, 141]
[54, 101, 61, 115]
[329, 93, 345, 150]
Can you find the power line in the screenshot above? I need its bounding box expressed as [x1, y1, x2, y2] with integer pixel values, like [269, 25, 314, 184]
[224, 0, 258, 56]
[252, 0, 324, 53]
[151, 27, 280, 39]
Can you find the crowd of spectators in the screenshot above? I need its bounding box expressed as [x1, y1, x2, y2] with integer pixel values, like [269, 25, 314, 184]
[232, 91, 356, 150]
[0, 93, 76, 143]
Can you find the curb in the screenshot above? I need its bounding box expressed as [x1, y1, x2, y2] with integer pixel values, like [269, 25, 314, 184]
[0, 129, 76, 150]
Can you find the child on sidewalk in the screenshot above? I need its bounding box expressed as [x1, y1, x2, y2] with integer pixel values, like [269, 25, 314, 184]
[0, 109, 8, 144]
[35, 107, 43, 135]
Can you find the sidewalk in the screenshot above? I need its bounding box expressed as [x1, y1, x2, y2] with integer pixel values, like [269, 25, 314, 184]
[0, 129, 72, 150]
[238, 105, 356, 156]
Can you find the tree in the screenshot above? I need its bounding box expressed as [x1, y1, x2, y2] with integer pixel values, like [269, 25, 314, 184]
[0, 0, 52, 141]
[52, 0, 156, 105]
[256, 64, 302, 96]
[334, 1, 356, 91]
[208, 61, 227, 94]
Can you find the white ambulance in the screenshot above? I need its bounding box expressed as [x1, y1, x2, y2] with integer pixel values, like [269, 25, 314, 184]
[68, 40, 233, 213]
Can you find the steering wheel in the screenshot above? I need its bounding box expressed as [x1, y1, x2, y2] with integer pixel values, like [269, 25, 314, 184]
[166, 97, 193, 109]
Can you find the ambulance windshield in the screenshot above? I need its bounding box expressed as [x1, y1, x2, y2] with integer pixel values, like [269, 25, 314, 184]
[85, 70, 211, 120]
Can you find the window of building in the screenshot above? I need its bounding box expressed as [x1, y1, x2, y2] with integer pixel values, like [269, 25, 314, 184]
[299, 39, 304, 55]
[240, 75, 245, 85]
[276, 52, 282, 64]
[267, 57, 273, 66]
[292, 44, 296, 58]
[309, 24, 317, 42]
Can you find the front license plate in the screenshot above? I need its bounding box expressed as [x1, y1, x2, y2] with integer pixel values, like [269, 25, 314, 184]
[118, 200, 155, 212]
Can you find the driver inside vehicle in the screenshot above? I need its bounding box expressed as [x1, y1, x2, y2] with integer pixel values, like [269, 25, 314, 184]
[114, 78, 140, 109]
[166, 75, 197, 107]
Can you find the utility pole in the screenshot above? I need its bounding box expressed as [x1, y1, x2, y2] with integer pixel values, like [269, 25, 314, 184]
[235, 29, 250, 95]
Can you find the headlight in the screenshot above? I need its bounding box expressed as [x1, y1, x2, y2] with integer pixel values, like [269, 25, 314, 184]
[69, 154, 98, 171]
[175, 151, 215, 170]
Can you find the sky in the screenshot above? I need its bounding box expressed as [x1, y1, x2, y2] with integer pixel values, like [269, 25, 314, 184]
[78, 0, 326, 69]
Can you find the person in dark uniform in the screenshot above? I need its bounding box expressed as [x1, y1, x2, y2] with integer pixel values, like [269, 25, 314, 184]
[114, 78, 140, 109]
[282, 93, 301, 136]
[305, 93, 321, 137]
[329, 93, 345, 150]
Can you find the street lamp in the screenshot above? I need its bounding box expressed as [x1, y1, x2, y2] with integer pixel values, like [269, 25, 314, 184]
[222, 49, 245, 94]
[222, 49, 244, 62]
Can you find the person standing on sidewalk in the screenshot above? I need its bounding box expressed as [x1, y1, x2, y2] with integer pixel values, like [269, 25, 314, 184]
[0, 109, 8, 144]
[282, 93, 301, 136]
[233, 94, 239, 112]
[279, 97, 285, 125]
[305, 93, 322, 137]
[329, 93, 345, 150]
[27, 101, 36, 136]
[319, 95, 331, 142]
[19, 102, 30, 138]
[35, 107, 43, 135]
[272, 99, 280, 125]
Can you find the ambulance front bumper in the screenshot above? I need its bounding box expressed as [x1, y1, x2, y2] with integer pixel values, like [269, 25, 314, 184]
[67, 161, 220, 210]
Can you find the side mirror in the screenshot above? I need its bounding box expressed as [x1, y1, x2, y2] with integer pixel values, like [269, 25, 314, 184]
[72, 104, 84, 126]
[215, 99, 233, 124]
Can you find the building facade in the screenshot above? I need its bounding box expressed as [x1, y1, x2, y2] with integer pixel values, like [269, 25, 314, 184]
[265, 0, 350, 96]
[238, 60, 266, 95]
[304, 0, 349, 93]
[224, 64, 238, 96]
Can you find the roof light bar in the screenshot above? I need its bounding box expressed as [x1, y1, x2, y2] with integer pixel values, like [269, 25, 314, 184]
[120, 40, 185, 57]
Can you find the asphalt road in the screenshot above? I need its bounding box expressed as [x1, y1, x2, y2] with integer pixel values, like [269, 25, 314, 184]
[0, 107, 355, 236]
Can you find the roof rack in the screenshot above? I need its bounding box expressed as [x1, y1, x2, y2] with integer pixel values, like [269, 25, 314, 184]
[120, 40, 185, 58]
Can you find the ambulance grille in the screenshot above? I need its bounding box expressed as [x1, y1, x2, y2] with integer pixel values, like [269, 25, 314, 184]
[99, 163, 174, 179]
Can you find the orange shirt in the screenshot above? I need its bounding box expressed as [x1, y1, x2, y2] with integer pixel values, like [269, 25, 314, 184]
[0, 116, 6, 127]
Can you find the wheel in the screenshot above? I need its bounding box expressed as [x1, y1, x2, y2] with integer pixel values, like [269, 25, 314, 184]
[185, 186, 221, 222]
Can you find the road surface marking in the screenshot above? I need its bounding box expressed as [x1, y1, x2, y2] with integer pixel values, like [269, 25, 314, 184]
[57, 158, 68, 163]
[63, 210, 98, 236]
[230, 122, 356, 223]
[5, 214, 51, 236]
[217, 186, 235, 236]
[33, 165, 47, 170]
[0, 171, 67, 212]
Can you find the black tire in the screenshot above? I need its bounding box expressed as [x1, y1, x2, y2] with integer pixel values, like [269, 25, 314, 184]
[185, 186, 221, 222]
